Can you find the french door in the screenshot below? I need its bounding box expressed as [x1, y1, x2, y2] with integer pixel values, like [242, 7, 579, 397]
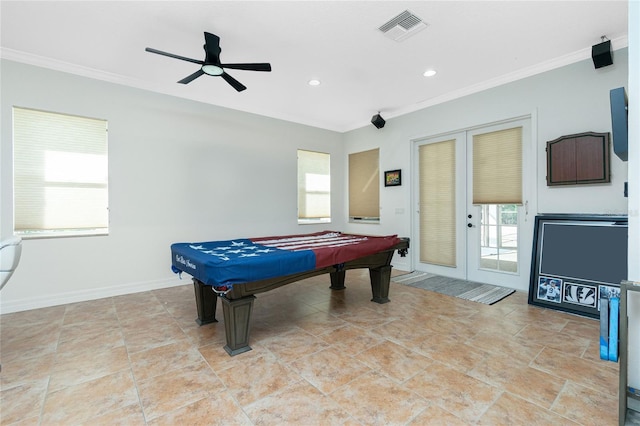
[413, 118, 533, 290]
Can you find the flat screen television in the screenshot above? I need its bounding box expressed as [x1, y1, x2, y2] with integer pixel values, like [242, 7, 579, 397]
[610, 87, 628, 161]
[528, 214, 627, 318]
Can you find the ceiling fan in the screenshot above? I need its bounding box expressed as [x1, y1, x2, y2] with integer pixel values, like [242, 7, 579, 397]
[145, 32, 271, 92]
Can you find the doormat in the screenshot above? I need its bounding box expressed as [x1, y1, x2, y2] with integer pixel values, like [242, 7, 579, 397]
[392, 271, 515, 305]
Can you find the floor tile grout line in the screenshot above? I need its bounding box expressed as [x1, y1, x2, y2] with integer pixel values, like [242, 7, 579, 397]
[112, 294, 150, 425]
[35, 303, 68, 425]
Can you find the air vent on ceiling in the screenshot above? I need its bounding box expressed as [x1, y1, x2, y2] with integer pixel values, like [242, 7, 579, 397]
[379, 10, 427, 42]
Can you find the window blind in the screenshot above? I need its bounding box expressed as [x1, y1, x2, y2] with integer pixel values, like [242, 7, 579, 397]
[419, 140, 456, 267]
[473, 127, 523, 205]
[297, 149, 330, 221]
[13, 107, 109, 236]
[349, 148, 379, 220]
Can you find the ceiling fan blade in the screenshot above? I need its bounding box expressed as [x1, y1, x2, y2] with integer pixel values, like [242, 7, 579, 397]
[178, 69, 205, 84]
[220, 63, 272, 72]
[145, 47, 203, 65]
[203, 32, 222, 64]
[221, 72, 247, 92]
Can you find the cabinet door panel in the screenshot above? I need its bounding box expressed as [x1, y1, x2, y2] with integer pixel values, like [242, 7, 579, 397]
[548, 138, 576, 184]
[575, 135, 609, 182]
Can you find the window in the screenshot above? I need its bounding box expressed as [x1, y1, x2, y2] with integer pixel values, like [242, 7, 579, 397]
[13, 107, 109, 237]
[297, 149, 330, 224]
[479, 204, 518, 273]
[349, 148, 379, 222]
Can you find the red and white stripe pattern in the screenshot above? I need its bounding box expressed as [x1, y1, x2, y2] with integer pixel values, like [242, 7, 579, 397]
[253, 232, 368, 251]
[252, 231, 400, 269]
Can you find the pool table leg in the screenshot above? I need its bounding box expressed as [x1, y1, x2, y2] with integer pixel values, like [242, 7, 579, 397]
[221, 295, 256, 356]
[329, 269, 346, 290]
[193, 279, 218, 325]
[370, 265, 392, 304]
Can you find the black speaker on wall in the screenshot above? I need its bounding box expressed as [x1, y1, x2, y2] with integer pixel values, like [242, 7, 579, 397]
[371, 114, 386, 129]
[592, 40, 613, 69]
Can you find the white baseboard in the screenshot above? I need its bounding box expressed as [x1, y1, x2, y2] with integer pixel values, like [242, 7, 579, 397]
[0, 276, 189, 314]
[1, 260, 413, 315]
[392, 258, 411, 273]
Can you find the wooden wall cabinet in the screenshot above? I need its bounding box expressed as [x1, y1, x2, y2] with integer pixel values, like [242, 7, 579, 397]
[546, 132, 610, 186]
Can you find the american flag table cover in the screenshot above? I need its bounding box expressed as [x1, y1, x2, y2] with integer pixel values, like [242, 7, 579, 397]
[171, 231, 401, 290]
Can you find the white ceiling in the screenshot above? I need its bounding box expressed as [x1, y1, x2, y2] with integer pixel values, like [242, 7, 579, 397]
[0, 1, 629, 132]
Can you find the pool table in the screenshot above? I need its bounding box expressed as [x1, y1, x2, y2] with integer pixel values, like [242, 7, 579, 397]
[172, 232, 409, 355]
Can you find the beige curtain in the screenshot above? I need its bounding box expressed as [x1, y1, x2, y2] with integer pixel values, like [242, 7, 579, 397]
[349, 148, 379, 219]
[13, 107, 108, 234]
[473, 127, 523, 205]
[419, 140, 456, 266]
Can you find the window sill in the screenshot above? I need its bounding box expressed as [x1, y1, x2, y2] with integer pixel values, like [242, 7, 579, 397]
[349, 218, 380, 224]
[298, 219, 331, 225]
[16, 229, 109, 239]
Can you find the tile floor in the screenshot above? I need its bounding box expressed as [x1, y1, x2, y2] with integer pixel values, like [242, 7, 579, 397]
[0, 269, 621, 425]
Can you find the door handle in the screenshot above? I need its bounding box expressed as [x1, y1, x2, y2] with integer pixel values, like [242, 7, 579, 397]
[467, 223, 473, 228]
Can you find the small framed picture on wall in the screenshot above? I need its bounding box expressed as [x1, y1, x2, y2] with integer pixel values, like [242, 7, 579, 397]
[384, 169, 401, 187]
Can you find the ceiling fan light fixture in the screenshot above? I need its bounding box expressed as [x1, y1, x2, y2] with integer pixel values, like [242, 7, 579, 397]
[146, 32, 271, 91]
[202, 64, 224, 76]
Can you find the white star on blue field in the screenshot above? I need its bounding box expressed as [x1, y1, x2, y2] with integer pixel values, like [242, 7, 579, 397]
[188, 240, 275, 262]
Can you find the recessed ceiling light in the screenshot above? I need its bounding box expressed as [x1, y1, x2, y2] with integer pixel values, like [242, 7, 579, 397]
[308, 79, 321, 86]
[423, 69, 437, 77]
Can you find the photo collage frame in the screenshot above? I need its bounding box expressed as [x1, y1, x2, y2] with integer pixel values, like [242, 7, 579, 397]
[535, 275, 620, 312]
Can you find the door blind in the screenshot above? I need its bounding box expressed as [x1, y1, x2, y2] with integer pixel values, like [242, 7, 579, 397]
[472, 127, 523, 205]
[419, 140, 456, 267]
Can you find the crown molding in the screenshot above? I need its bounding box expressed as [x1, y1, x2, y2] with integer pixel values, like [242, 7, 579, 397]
[1, 34, 629, 134]
[352, 35, 629, 131]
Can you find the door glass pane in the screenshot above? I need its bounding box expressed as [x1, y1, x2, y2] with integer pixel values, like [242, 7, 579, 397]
[479, 204, 518, 273]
